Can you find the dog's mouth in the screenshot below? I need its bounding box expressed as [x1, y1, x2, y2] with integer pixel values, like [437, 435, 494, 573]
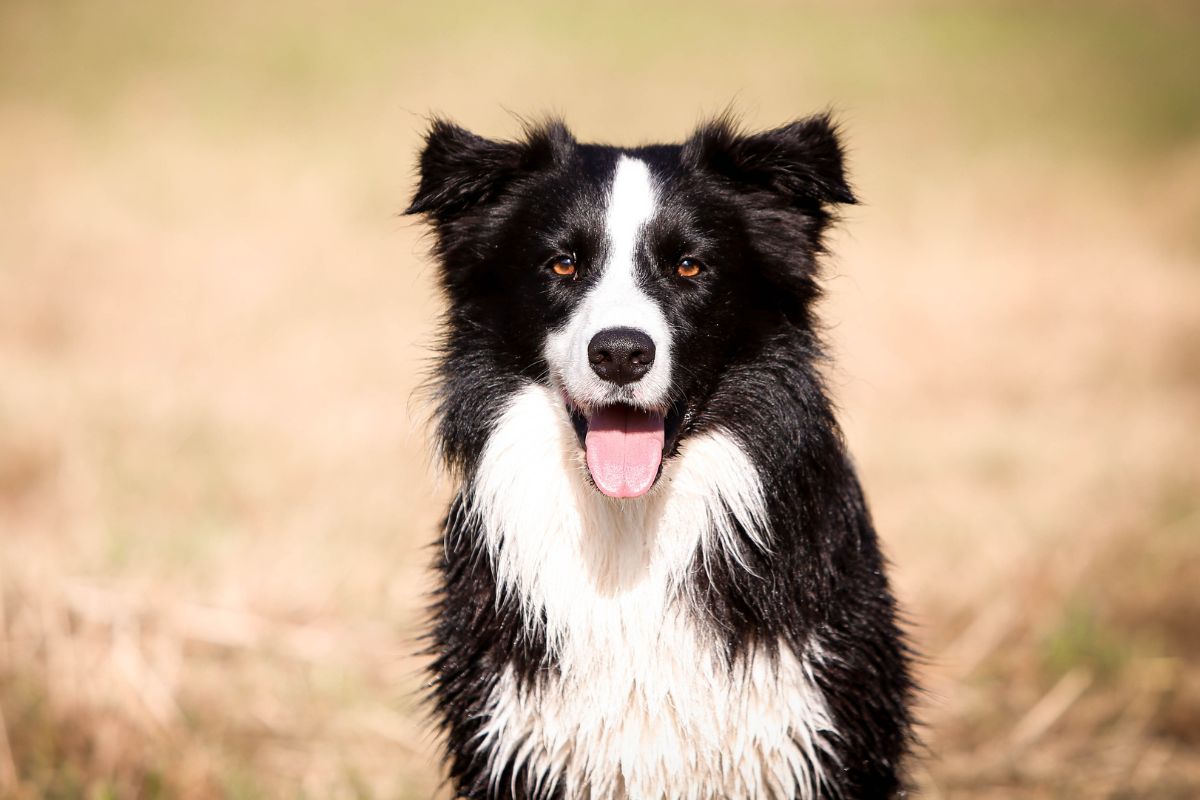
[566, 400, 686, 499]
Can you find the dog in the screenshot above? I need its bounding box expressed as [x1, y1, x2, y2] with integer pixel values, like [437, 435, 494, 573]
[405, 113, 914, 800]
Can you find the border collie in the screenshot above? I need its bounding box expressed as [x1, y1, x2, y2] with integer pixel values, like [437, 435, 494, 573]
[406, 113, 914, 799]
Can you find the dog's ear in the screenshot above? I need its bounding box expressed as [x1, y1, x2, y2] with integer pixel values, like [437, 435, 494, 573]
[405, 118, 574, 222]
[683, 113, 856, 209]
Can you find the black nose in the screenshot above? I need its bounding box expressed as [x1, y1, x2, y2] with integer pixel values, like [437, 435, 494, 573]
[588, 327, 656, 386]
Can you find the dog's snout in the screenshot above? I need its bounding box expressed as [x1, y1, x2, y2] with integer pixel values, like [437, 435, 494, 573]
[588, 327, 655, 386]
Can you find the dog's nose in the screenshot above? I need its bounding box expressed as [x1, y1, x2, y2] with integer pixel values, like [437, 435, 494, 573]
[588, 327, 656, 386]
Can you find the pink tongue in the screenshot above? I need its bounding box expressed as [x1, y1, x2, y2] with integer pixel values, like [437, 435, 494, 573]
[584, 406, 665, 498]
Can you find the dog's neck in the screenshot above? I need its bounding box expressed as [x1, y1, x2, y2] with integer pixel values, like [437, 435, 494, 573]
[464, 381, 769, 655]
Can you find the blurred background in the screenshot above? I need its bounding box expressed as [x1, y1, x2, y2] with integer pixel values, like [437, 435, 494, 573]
[1, 1, 1198, 797]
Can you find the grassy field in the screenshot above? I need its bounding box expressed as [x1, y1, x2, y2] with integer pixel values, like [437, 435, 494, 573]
[1, 1, 1198, 797]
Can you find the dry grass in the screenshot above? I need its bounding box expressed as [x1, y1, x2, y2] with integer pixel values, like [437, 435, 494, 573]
[1, 1, 1198, 797]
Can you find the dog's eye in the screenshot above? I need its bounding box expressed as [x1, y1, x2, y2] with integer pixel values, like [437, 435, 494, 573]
[550, 256, 577, 277]
[676, 258, 703, 278]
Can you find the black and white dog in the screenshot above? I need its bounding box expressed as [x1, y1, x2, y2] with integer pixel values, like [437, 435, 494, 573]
[406, 113, 914, 799]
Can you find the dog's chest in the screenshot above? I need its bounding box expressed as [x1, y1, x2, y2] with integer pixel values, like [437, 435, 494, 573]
[481, 602, 836, 800]
[468, 386, 836, 798]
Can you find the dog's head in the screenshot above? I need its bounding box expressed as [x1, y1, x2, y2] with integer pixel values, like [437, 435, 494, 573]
[406, 114, 854, 498]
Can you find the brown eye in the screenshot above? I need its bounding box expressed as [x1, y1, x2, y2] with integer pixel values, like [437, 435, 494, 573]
[551, 256, 577, 277]
[677, 258, 703, 278]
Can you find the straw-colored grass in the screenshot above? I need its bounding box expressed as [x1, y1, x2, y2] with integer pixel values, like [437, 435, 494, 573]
[1, 1, 1197, 797]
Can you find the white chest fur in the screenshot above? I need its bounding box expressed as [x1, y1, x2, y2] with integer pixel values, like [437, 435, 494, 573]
[465, 384, 838, 800]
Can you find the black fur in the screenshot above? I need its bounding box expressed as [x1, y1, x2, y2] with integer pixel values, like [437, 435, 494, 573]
[407, 113, 915, 799]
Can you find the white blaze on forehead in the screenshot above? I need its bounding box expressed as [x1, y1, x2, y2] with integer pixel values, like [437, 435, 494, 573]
[543, 156, 673, 410]
[606, 156, 657, 260]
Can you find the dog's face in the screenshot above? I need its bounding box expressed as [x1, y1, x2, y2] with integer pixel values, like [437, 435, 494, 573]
[407, 115, 853, 498]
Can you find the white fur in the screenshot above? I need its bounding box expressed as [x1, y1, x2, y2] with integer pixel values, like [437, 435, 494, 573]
[544, 156, 673, 411]
[465, 383, 839, 800]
